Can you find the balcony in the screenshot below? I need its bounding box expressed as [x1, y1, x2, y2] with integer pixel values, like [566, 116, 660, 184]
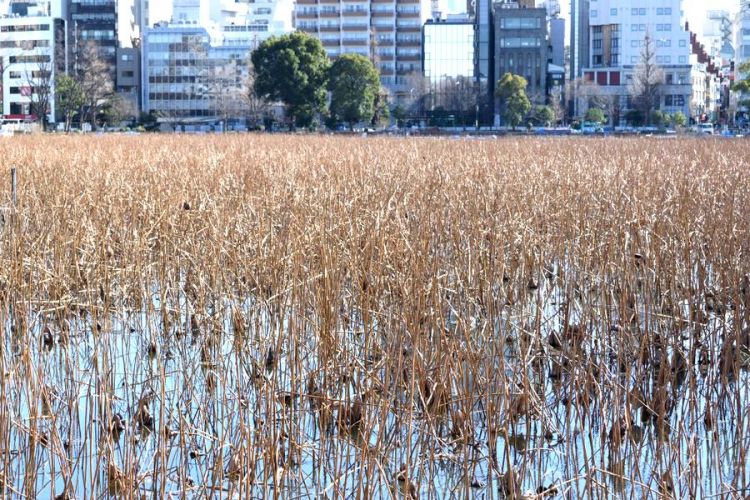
[396, 26, 421, 33]
[342, 9, 369, 16]
[342, 24, 369, 31]
[373, 24, 394, 31]
[320, 25, 340, 32]
[397, 39, 421, 46]
[397, 54, 420, 61]
[372, 11, 394, 17]
[296, 0, 318, 4]
[296, 11, 318, 18]
[397, 10, 421, 17]
[297, 25, 318, 32]
[322, 39, 340, 46]
[319, 10, 340, 17]
[342, 39, 368, 46]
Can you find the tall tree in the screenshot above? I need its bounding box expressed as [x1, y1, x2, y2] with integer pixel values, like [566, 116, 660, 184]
[328, 53, 381, 129]
[25, 52, 53, 131]
[73, 42, 115, 129]
[731, 61, 750, 108]
[251, 32, 330, 128]
[495, 72, 531, 129]
[402, 71, 429, 120]
[549, 86, 565, 125]
[566, 77, 607, 119]
[244, 58, 272, 129]
[55, 73, 85, 132]
[531, 105, 555, 126]
[628, 34, 664, 126]
[207, 58, 250, 131]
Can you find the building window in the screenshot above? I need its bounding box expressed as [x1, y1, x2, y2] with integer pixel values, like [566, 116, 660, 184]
[678, 56, 687, 63]
[610, 8, 617, 15]
[591, 10, 597, 17]
[665, 95, 685, 106]
[500, 17, 541, 29]
[0, 23, 49, 32]
[499, 37, 541, 48]
[679, 39, 686, 47]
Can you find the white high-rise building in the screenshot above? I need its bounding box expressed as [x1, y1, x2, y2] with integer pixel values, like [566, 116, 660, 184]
[735, 0, 750, 67]
[294, 0, 431, 98]
[703, 10, 733, 63]
[0, 0, 67, 125]
[170, 0, 292, 33]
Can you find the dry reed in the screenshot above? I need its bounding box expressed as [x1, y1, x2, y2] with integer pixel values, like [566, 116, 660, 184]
[0, 134, 748, 498]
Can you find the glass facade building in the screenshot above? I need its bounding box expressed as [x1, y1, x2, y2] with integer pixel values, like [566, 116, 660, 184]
[142, 24, 254, 128]
[423, 20, 474, 82]
[423, 19, 482, 126]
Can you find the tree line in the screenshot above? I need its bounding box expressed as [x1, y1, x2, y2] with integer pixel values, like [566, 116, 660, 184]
[251, 31, 385, 130]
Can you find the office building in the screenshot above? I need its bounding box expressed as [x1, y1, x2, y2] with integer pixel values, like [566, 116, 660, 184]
[294, 0, 431, 99]
[68, 0, 139, 111]
[548, 16, 563, 67]
[573, 0, 698, 123]
[142, 23, 249, 129]
[735, 1, 750, 67]
[423, 15, 478, 125]
[494, 0, 548, 115]
[142, 0, 292, 128]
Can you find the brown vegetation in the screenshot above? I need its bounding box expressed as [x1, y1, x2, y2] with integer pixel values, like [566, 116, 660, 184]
[0, 135, 748, 497]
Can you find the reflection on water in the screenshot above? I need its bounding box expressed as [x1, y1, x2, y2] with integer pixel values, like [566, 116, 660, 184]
[3, 272, 748, 499]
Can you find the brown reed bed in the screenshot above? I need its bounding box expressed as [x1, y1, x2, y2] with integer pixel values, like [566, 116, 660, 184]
[0, 134, 748, 498]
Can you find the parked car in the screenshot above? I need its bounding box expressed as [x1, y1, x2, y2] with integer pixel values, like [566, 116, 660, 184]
[581, 121, 604, 135]
[693, 123, 714, 135]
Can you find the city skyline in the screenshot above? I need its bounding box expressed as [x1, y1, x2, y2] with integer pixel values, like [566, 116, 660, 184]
[440, 0, 739, 40]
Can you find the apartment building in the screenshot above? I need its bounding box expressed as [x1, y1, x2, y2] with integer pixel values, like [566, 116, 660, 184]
[0, 0, 66, 124]
[294, 0, 430, 99]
